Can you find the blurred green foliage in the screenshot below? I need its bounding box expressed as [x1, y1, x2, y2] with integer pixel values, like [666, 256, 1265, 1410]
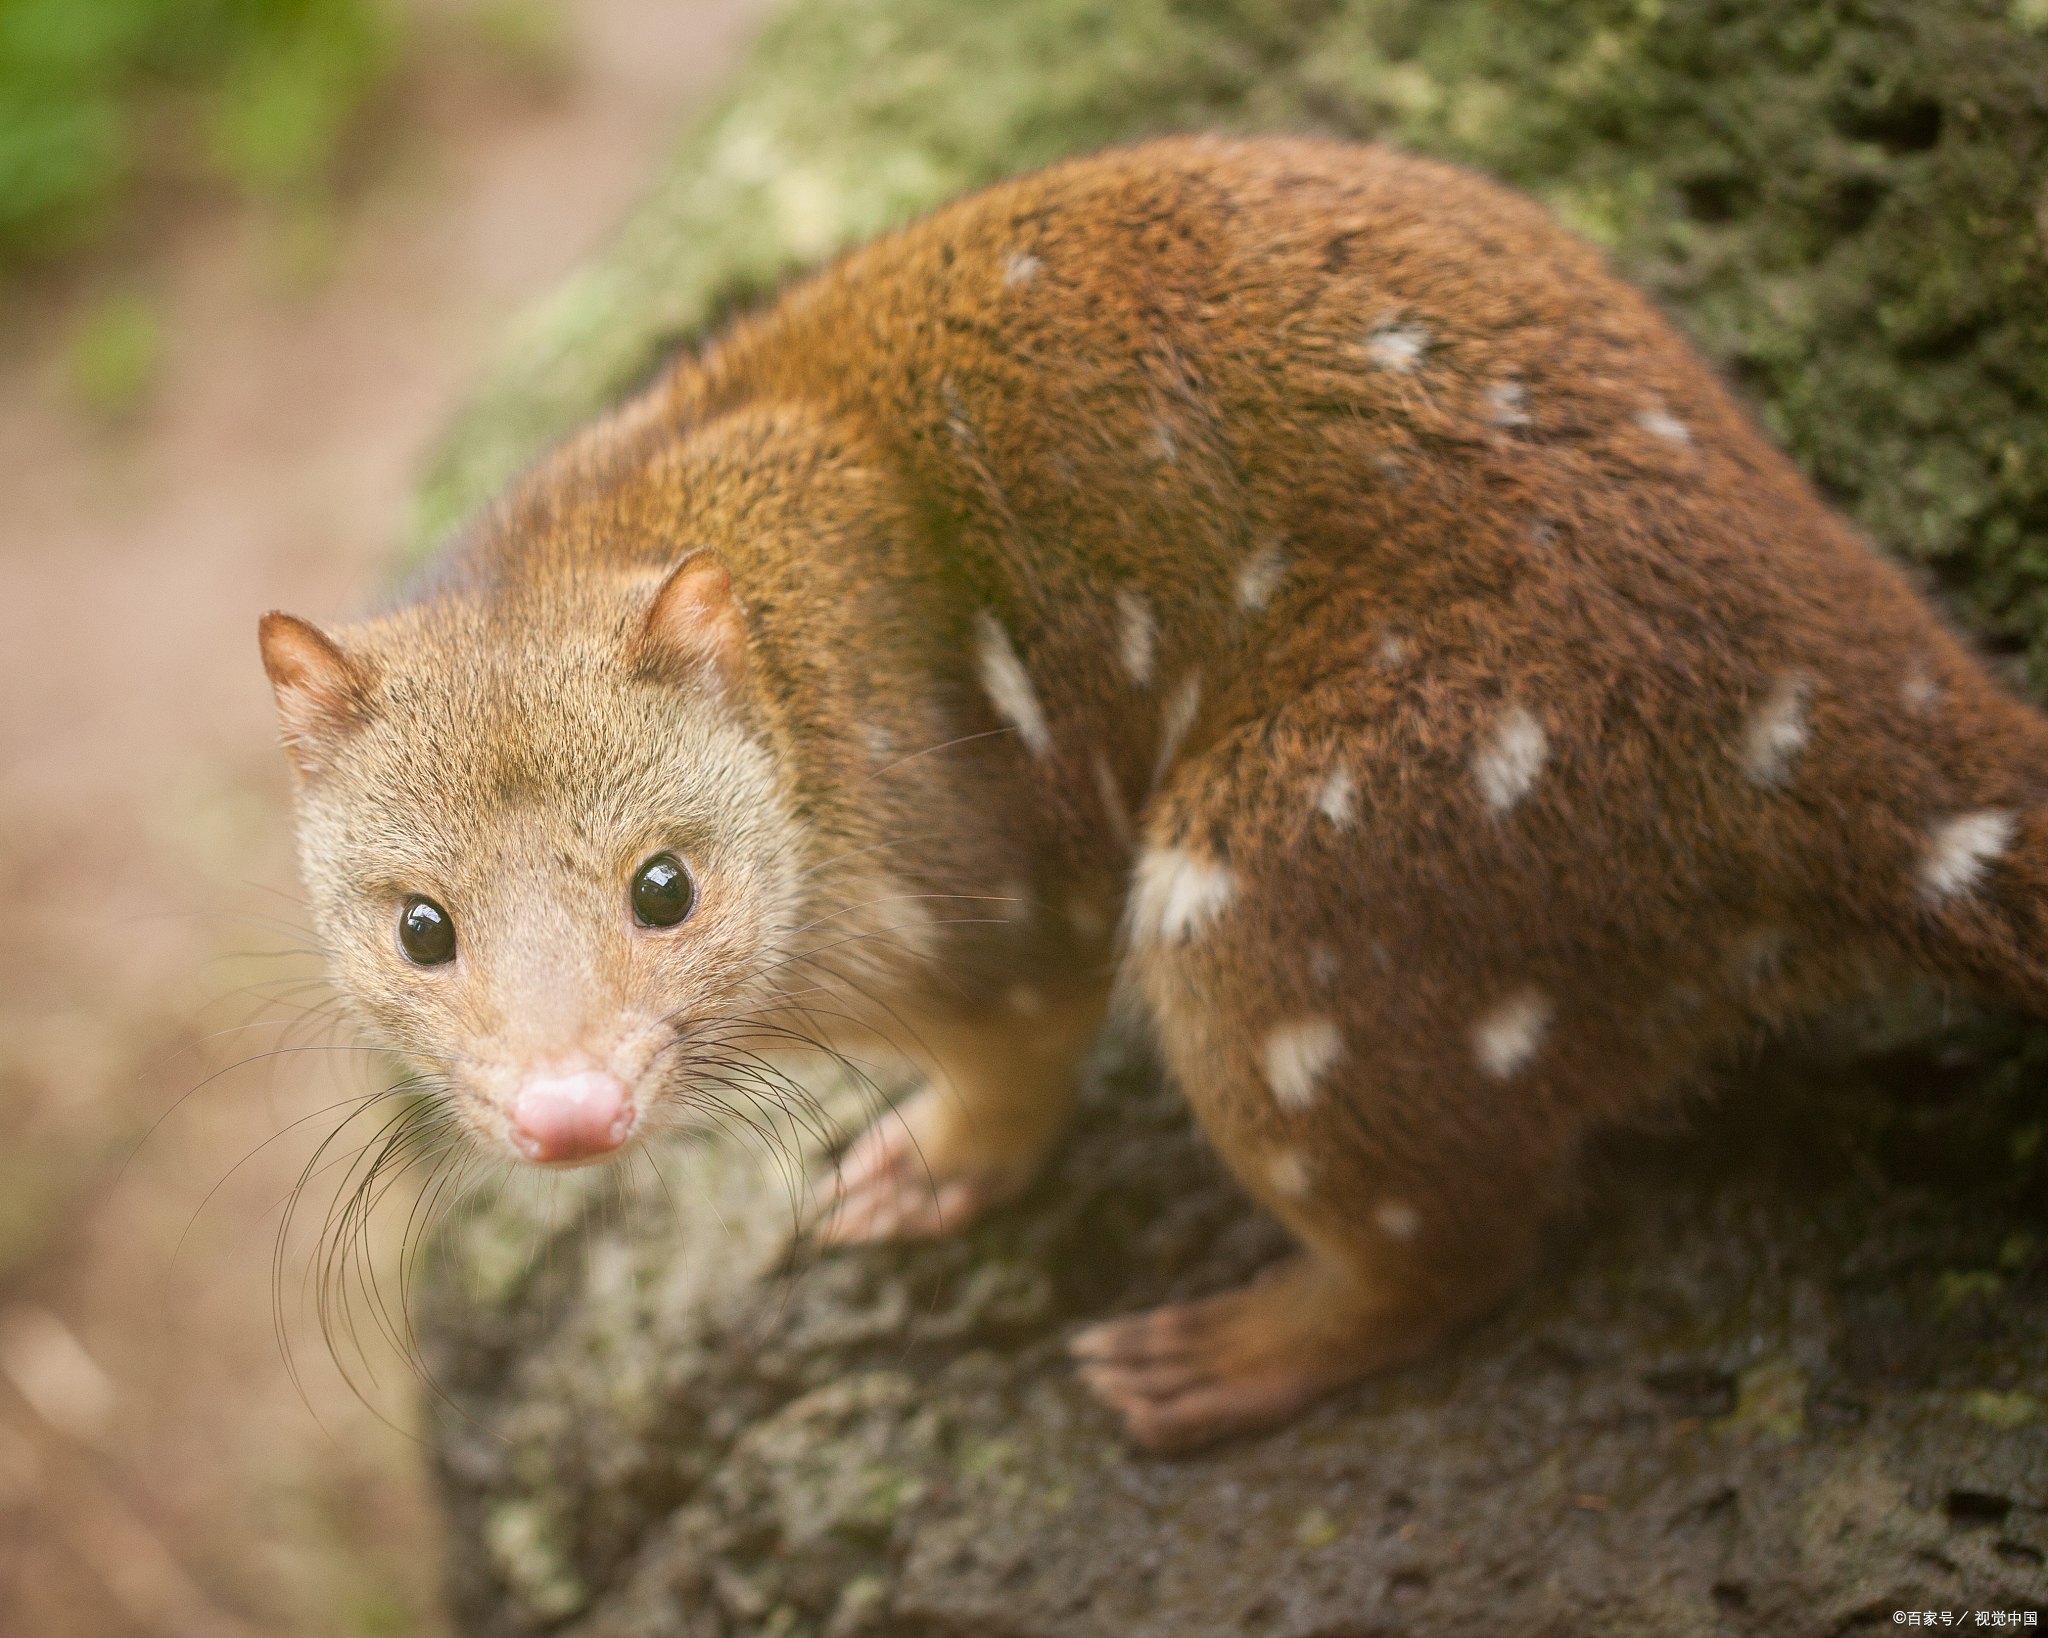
[0, 0, 395, 260]
[65, 288, 160, 411]
[469, 0, 571, 90]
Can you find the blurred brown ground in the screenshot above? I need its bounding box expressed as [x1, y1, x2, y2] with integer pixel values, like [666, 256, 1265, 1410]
[0, 3, 776, 1631]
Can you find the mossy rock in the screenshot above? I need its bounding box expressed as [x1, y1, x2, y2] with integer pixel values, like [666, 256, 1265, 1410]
[415, 1, 2048, 1631]
[424, 1030, 2048, 1635]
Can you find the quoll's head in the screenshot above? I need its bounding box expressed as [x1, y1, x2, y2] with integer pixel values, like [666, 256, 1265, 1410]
[258, 554, 798, 1167]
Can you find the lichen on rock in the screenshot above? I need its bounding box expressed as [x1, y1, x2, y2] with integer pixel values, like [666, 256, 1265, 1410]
[423, 1026, 2048, 1635]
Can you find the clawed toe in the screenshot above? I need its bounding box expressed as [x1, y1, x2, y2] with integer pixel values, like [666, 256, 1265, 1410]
[1073, 1355, 1218, 1404]
[1067, 1308, 1250, 1449]
[813, 1168, 977, 1244]
[809, 1102, 987, 1244]
[1067, 1262, 1383, 1452]
[809, 1080, 1063, 1245]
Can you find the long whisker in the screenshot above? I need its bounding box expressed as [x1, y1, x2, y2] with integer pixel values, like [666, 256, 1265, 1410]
[851, 725, 1016, 789]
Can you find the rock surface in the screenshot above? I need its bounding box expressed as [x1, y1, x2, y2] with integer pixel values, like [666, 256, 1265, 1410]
[414, 1, 2048, 1631]
[424, 1025, 2048, 1636]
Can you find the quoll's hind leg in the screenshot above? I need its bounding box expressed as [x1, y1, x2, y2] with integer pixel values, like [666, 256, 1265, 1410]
[1069, 1007, 1569, 1451]
[814, 985, 1108, 1243]
[1073, 751, 1609, 1452]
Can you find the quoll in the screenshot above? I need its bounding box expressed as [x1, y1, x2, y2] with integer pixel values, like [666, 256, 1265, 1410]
[259, 137, 2048, 1451]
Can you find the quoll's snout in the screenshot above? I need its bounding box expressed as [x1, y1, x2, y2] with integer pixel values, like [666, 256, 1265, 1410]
[509, 1068, 634, 1164]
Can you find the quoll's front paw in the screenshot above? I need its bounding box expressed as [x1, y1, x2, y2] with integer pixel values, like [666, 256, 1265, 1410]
[810, 1086, 1027, 1245]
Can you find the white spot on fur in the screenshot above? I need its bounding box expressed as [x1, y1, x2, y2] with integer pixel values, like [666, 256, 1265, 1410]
[1116, 589, 1156, 687]
[1308, 943, 1339, 986]
[1472, 705, 1548, 812]
[1919, 810, 2017, 901]
[1006, 984, 1044, 1016]
[1473, 988, 1552, 1079]
[1316, 762, 1356, 827]
[1376, 630, 1408, 667]
[1365, 321, 1429, 372]
[1739, 674, 1810, 788]
[1267, 1149, 1312, 1199]
[1091, 748, 1133, 852]
[1375, 1201, 1421, 1240]
[1902, 666, 1940, 714]
[1150, 418, 1179, 464]
[1128, 847, 1235, 945]
[1637, 406, 1693, 445]
[1002, 251, 1041, 288]
[1152, 672, 1201, 789]
[974, 612, 1051, 759]
[1235, 544, 1288, 611]
[862, 723, 896, 762]
[1264, 1018, 1344, 1111]
[1486, 380, 1529, 428]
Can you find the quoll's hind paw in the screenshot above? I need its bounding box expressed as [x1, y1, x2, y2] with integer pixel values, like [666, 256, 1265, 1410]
[1068, 1257, 1402, 1453]
[1069, 1306, 1336, 1454]
[810, 1089, 1002, 1245]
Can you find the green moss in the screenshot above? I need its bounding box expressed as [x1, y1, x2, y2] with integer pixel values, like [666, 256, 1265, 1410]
[481, 1497, 587, 1621]
[1936, 1268, 2005, 1315]
[955, 1435, 1018, 1478]
[1717, 1357, 1809, 1444]
[830, 1573, 890, 1631]
[1294, 1506, 1343, 1550]
[1964, 1387, 2042, 1427]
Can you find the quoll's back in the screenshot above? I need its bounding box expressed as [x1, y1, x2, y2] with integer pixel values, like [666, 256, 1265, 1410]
[260, 137, 2048, 1450]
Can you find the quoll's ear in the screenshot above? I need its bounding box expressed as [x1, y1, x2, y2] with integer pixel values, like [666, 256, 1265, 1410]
[258, 612, 373, 778]
[632, 551, 748, 697]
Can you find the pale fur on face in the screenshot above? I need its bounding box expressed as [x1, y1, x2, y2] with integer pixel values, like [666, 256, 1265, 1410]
[288, 586, 807, 1162]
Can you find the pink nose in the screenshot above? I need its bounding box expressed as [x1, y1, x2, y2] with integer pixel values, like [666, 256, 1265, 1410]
[510, 1070, 633, 1164]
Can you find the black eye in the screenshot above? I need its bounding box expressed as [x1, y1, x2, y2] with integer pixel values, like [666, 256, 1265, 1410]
[632, 853, 695, 928]
[398, 896, 456, 965]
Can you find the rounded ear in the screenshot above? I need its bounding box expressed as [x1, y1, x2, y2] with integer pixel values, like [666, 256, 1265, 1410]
[258, 612, 373, 778]
[631, 552, 748, 698]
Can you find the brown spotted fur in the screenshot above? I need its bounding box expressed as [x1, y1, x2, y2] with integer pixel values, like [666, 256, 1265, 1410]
[260, 137, 2048, 1451]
